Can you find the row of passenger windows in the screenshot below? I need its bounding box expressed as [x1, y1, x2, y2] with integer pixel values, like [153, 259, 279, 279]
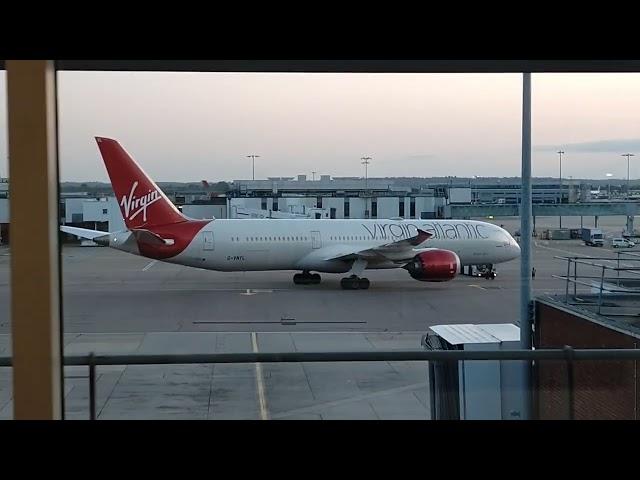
[230, 235, 376, 242]
[330, 236, 371, 241]
[231, 236, 309, 242]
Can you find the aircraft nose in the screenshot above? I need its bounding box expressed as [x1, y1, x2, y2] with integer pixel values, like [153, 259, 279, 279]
[512, 239, 521, 258]
[499, 227, 520, 260]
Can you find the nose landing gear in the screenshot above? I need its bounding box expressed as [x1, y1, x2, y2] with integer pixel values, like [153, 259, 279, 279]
[479, 264, 496, 280]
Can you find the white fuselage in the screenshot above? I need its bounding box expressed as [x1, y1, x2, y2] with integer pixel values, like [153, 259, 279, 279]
[106, 218, 520, 274]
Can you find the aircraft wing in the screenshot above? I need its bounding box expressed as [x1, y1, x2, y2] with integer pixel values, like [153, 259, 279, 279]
[60, 225, 108, 240]
[323, 228, 433, 262]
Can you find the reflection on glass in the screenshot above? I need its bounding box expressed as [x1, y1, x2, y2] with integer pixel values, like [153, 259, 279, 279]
[50, 72, 640, 419]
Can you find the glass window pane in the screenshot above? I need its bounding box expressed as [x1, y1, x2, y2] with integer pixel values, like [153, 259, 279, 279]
[48, 70, 640, 419]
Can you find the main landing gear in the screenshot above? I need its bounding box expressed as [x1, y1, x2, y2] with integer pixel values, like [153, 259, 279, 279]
[340, 275, 370, 290]
[340, 258, 370, 290]
[293, 271, 321, 285]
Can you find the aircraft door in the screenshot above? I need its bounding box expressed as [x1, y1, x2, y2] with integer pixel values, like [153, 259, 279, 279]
[311, 231, 322, 249]
[202, 231, 214, 251]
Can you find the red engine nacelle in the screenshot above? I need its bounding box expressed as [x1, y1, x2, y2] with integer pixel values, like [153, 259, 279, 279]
[405, 249, 461, 282]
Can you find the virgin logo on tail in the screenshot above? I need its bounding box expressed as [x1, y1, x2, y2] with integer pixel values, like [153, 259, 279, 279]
[120, 181, 162, 222]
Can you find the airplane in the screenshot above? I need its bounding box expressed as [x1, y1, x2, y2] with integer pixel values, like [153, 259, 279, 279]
[590, 186, 607, 199]
[61, 137, 521, 290]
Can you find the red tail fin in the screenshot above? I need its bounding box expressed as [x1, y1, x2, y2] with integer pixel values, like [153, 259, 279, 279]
[95, 137, 186, 229]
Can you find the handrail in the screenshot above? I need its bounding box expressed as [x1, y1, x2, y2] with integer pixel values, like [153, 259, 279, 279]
[5, 346, 640, 420]
[551, 275, 640, 293]
[2, 348, 640, 367]
[554, 254, 640, 309]
[3, 348, 638, 420]
[553, 256, 640, 271]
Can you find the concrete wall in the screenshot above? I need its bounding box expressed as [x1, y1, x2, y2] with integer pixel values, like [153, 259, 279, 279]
[64, 198, 85, 223]
[414, 197, 437, 219]
[230, 198, 262, 211]
[82, 199, 111, 223]
[348, 197, 367, 219]
[322, 198, 346, 219]
[449, 187, 472, 204]
[82, 197, 125, 232]
[403, 197, 411, 219]
[376, 197, 399, 219]
[279, 197, 317, 214]
[182, 204, 226, 219]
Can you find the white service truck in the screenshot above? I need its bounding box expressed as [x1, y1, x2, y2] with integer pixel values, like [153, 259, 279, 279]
[581, 228, 604, 247]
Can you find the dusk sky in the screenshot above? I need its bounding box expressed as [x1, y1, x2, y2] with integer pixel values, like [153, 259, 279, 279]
[1, 72, 640, 182]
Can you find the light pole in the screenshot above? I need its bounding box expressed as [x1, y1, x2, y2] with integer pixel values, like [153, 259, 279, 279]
[558, 150, 564, 228]
[473, 175, 479, 204]
[361, 156, 372, 218]
[361, 156, 371, 190]
[622, 153, 634, 199]
[606, 173, 613, 197]
[247, 154, 260, 181]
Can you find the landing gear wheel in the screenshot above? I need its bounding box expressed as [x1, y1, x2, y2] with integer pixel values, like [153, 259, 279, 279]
[340, 276, 370, 290]
[340, 277, 356, 290]
[294, 272, 321, 285]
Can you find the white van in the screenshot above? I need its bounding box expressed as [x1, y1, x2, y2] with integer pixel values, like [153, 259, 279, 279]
[612, 238, 636, 248]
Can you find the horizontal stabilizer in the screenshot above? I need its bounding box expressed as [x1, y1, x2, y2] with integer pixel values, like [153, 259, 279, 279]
[60, 225, 108, 240]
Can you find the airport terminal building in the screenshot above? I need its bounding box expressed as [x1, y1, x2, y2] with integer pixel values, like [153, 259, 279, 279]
[0, 174, 636, 244]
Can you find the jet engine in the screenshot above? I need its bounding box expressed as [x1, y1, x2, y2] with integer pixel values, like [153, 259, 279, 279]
[405, 249, 461, 282]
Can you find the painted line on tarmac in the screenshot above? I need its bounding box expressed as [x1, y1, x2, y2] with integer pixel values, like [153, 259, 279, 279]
[240, 289, 274, 296]
[535, 242, 636, 267]
[534, 241, 597, 258]
[272, 382, 428, 420]
[468, 284, 487, 290]
[251, 332, 270, 420]
[142, 260, 158, 272]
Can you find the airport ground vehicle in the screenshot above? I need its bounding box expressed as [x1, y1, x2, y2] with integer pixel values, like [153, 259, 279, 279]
[611, 237, 635, 248]
[581, 228, 604, 247]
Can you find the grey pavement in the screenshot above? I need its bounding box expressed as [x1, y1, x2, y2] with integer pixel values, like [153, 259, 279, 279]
[0, 331, 429, 420]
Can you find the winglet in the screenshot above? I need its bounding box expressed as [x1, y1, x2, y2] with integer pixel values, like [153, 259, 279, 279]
[409, 228, 433, 246]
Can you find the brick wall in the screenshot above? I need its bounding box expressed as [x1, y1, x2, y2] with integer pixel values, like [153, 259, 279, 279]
[534, 301, 638, 420]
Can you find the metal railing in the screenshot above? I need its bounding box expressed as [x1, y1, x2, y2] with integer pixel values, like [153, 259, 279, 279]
[553, 253, 640, 314]
[2, 347, 640, 420]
